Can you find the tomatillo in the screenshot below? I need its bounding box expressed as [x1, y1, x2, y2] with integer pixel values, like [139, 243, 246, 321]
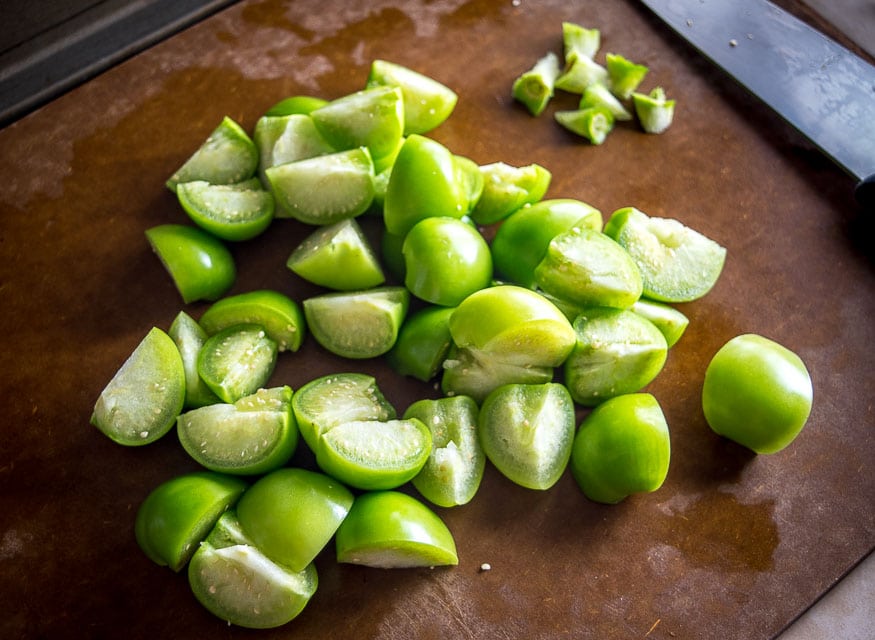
[441, 344, 554, 404]
[571, 393, 670, 504]
[702, 334, 813, 454]
[91, 326, 186, 445]
[402, 216, 492, 307]
[198, 289, 305, 352]
[236, 468, 354, 572]
[383, 134, 471, 236]
[314, 418, 432, 491]
[145, 224, 236, 303]
[335, 491, 458, 568]
[534, 225, 642, 310]
[169, 311, 222, 409]
[479, 382, 575, 491]
[563, 307, 668, 406]
[188, 510, 318, 629]
[405, 395, 485, 507]
[449, 285, 576, 367]
[292, 372, 396, 453]
[491, 198, 603, 288]
[134, 471, 247, 572]
[387, 305, 455, 382]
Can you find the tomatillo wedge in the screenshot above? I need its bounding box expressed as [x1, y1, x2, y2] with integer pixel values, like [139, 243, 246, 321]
[264, 95, 328, 117]
[580, 83, 633, 121]
[448, 285, 576, 367]
[197, 324, 278, 403]
[571, 393, 670, 504]
[303, 286, 409, 359]
[479, 382, 575, 491]
[135, 471, 247, 571]
[335, 491, 458, 568]
[383, 134, 470, 236]
[176, 179, 274, 242]
[266, 147, 375, 225]
[366, 59, 458, 135]
[563, 21, 601, 60]
[166, 116, 258, 192]
[440, 345, 554, 405]
[534, 226, 642, 309]
[292, 373, 395, 453]
[563, 307, 668, 406]
[372, 134, 406, 175]
[702, 334, 813, 454]
[469, 161, 552, 225]
[169, 311, 221, 409]
[188, 511, 318, 629]
[632, 87, 676, 134]
[91, 327, 186, 446]
[405, 395, 485, 507]
[604, 207, 726, 303]
[198, 289, 305, 353]
[370, 165, 392, 215]
[455, 154, 485, 212]
[236, 468, 354, 572]
[555, 50, 609, 93]
[631, 298, 689, 348]
[402, 216, 493, 307]
[387, 305, 455, 382]
[491, 198, 603, 288]
[145, 224, 236, 303]
[310, 85, 404, 164]
[253, 113, 334, 181]
[177, 386, 298, 476]
[286, 218, 385, 291]
[314, 418, 432, 491]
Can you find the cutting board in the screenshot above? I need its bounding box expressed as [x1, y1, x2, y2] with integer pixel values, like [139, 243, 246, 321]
[1, 1, 872, 638]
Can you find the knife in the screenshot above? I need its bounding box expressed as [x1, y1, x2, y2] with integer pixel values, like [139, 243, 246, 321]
[639, 0, 875, 209]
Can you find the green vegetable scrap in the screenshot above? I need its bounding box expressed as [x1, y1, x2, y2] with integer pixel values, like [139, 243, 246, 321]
[555, 51, 610, 94]
[554, 106, 615, 144]
[512, 52, 562, 116]
[511, 21, 674, 142]
[633, 86, 676, 133]
[580, 82, 632, 121]
[606, 52, 649, 99]
[562, 21, 601, 60]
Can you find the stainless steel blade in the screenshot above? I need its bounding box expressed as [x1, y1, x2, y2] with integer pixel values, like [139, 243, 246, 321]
[640, 0, 875, 185]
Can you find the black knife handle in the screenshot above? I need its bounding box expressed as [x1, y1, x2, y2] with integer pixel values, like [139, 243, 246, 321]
[856, 174, 875, 212]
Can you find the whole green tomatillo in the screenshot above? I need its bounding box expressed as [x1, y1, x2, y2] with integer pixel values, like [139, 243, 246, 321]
[702, 334, 813, 453]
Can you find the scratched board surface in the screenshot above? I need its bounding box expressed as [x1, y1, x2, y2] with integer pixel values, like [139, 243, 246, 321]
[1, 1, 873, 638]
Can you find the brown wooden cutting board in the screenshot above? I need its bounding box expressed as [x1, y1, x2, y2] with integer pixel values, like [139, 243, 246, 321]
[1, 1, 872, 638]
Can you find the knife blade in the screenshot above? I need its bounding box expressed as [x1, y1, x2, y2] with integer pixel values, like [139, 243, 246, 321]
[639, 0, 875, 208]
